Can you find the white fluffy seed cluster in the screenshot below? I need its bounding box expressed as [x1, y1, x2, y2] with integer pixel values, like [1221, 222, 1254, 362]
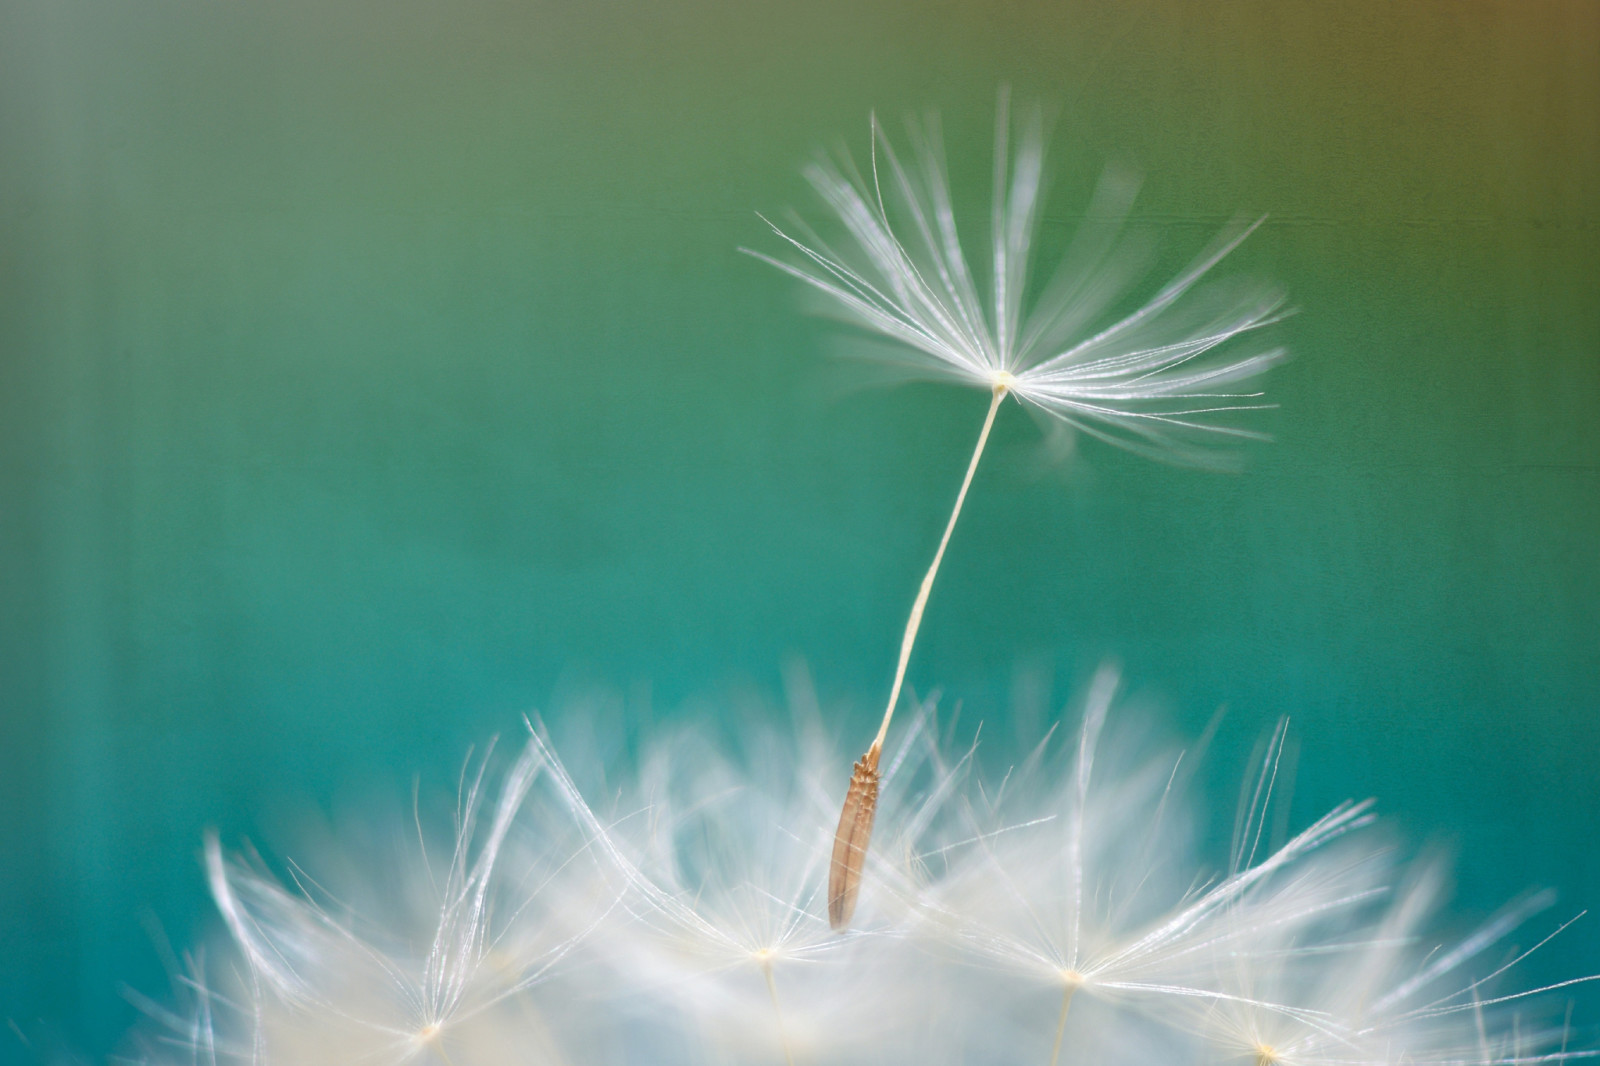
[126, 666, 1593, 1066]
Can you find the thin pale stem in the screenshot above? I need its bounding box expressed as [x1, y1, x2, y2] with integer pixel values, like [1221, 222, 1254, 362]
[760, 957, 797, 1066]
[829, 382, 1008, 932]
[871, 382, 1008, 755]
[1048, 983, 1077, 1066]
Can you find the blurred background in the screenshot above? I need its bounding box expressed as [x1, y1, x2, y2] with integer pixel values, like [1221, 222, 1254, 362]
[1, 0, 1596, 1058]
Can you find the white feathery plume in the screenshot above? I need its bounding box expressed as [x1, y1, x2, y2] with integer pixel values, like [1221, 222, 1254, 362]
[745, 92, 1289, 930]
[745, 90, 1289, 464]
[1198, 724, 1600, 1066]
[189, 738, 611, 1066]
[1201, 874, 1600, 1065]
[908, 665, 1384, 1065]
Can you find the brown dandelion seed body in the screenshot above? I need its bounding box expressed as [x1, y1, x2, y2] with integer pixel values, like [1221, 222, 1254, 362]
[828, 746, 880, 929]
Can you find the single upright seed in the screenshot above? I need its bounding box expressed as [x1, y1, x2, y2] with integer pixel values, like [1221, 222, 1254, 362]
[828, 382, 1007, 931]
[827, 745, 881, 929]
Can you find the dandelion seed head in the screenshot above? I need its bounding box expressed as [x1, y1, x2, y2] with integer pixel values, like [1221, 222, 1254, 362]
[123, 689, 1594, 1064]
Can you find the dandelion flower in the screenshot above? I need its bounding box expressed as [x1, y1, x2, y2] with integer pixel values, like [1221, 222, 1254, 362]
[747, 93, 1289, 927]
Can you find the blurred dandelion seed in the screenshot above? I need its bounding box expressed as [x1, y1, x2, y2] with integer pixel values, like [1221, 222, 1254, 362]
[747, 91, 1288, 931]
[195, 737, 612, 1066]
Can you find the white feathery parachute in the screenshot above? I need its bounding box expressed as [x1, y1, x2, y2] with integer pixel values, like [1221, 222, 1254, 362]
[744, 92, 1290, 465]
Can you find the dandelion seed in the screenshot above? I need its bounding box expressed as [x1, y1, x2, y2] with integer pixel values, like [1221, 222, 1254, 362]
[907, 665, 1392, 1062]
[749, 92, 1287, 928]
[184, 738, 612, 1066]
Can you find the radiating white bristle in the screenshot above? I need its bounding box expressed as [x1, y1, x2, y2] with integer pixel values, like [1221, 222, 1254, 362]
[744, 93, 1290, 467]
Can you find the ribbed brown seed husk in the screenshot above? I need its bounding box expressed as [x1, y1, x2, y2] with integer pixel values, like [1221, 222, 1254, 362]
[828, 747, 881, 930]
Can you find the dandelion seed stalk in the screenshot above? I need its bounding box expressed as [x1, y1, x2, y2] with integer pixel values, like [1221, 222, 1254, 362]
[829, 379, 1008, 930]
[1047, 976, 1079, 1066]
[873, 378, 1009, 756]
[758, 954, 797, 1066]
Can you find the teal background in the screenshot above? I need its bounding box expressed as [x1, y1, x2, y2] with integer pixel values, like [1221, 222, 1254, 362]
[1, 0, 1596, 1058]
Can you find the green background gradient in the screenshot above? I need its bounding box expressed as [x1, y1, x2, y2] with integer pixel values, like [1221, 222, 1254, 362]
[2, 0, 1596, 1057]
